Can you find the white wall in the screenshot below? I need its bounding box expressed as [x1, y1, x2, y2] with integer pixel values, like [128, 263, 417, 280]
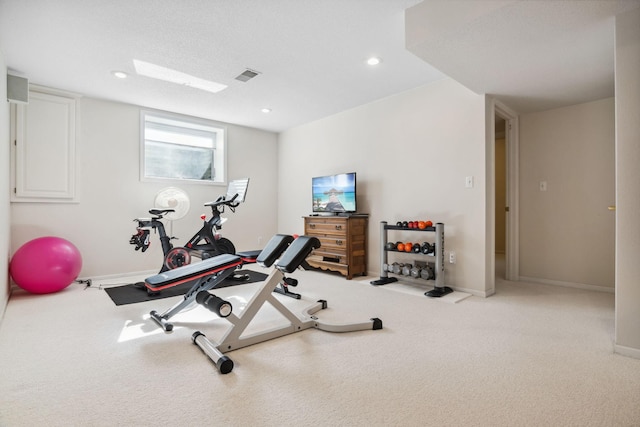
[278, 78, 490, 296]
[519, 98, 616, 290]
[615, 6, 640, 357]
[10, 96, 279, 278]
[0, 51, 10, 319]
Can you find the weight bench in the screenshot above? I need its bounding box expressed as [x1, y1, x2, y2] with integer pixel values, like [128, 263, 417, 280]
[191, 235, 383, 374]
[149, 234, 294, 331]
[235, 249, 302, 299]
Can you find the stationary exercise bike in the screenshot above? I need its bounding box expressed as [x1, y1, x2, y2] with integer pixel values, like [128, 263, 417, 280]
[130, 192, 241, 274]
[129, 179, 303, 298]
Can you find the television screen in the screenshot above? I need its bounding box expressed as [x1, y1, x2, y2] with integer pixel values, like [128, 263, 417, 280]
[312, 172, 357, 213]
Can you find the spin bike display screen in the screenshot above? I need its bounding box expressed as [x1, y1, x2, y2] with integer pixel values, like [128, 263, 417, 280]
[227, 178, 249, 202]
[311, 172, 357, 214]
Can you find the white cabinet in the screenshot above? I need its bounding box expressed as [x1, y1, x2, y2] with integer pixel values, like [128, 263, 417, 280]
[11, 87, 79, 202]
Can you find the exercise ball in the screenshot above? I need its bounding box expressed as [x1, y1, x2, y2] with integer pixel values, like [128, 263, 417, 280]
[9, 236, 83, 294]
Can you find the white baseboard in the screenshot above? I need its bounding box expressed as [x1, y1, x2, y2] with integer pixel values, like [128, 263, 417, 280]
[9, 269, 157, 293]
[519, 276, 615, 293]
[614, 343, 640, 360]
[453, 285, 493, 298]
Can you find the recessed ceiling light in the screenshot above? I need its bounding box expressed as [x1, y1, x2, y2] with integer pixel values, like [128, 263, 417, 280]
[133, 59, 227, 93]
[261, 108, 272, 113]
[112, 71, 128, 79]
[366, 57, 382, 66]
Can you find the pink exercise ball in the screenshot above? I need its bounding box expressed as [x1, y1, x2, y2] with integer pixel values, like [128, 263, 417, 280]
[9, 236, 83, 294]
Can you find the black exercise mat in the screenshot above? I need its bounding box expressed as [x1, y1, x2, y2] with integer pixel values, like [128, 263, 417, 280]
[104, 270, 268, 306]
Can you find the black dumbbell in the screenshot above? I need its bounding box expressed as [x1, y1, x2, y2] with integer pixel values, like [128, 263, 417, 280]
[421, 242, 433, 254]
[385, 242, 396, 251]
[412, 243, 421, 253]
[421, 265, 435, 280]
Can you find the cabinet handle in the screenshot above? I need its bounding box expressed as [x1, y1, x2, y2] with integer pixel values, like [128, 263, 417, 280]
[336, 240, 343, 245]
[335, 225, 342, 230]
[309, 224, 316, 229]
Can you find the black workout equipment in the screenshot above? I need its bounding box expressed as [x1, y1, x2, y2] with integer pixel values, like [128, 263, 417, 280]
[196, 291, 233, 318]
[420, 264, 435, 280]
[421, 242, 434, 255]
[187, 235, 382, 374]
[130, 179, 249, 275]
[129, 180, 301, 299]
[148, 234, 294, 332]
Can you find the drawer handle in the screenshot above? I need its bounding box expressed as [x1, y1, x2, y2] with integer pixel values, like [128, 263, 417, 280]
[309, 224, 316, 229]
[335, 225, 342, 230]
[336, 240, 343, 245]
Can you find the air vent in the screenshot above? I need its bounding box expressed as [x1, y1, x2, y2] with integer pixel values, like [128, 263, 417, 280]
[235, 69, 260, 82]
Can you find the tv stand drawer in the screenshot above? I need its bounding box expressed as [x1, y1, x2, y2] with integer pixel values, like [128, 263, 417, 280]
[304, 216, 368, 280]
[305, 217, 347, 234]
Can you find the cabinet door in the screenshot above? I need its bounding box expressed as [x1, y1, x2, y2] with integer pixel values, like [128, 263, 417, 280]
[12, 89, 78, 202]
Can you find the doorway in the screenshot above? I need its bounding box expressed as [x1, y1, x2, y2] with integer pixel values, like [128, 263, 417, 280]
[492, 100, 519, 285]
[495, 117, 506, 279]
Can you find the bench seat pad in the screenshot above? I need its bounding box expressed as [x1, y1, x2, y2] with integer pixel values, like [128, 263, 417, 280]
[145, 254, 242, 291]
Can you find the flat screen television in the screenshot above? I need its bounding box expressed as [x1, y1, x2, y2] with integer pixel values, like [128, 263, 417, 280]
[312, 172, 357, 214]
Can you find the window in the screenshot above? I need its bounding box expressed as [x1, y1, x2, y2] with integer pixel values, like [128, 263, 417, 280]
[141, 111, 226, 184]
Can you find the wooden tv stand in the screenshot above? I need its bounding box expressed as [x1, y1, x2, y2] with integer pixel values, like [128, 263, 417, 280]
[303, 215, 368, 279]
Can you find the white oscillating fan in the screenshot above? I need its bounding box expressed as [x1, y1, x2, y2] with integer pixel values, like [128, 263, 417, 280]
[154, 187, 191, 221]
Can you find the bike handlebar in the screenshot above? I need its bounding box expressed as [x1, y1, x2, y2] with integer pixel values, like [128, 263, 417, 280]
[142, 193, 239, 220]
[204, 193, 239, 209]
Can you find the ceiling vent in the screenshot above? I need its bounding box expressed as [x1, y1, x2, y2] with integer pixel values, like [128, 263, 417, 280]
[235, 69, 260, 82]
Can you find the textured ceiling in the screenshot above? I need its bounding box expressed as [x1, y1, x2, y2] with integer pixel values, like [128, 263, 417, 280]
[1, 0, 638, 132]
[406, 0, 640, 113]
[0, 0, 443, 132]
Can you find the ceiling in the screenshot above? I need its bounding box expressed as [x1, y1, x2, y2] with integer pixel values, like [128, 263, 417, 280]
[406, 0, 640, 114]
[1, 0, 638, 133]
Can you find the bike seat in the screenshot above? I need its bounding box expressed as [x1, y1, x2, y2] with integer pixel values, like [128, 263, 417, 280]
[149, 208, 175, 216]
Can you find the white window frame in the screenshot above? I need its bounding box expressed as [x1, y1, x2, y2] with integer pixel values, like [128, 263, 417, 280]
[140, 110, 226, 186]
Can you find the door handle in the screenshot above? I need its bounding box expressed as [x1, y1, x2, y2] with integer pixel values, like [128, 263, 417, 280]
[608, 206, 616, 211]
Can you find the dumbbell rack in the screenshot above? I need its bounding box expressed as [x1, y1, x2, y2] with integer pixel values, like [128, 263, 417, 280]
[370, 221, 453, 298]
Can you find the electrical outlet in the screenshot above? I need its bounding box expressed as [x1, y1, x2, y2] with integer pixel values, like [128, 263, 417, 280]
[449, 251, 456, 264]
